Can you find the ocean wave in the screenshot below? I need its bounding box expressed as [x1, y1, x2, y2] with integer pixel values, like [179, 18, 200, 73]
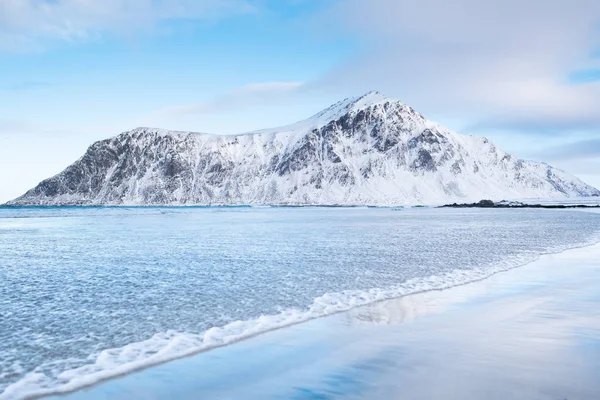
[3, 235, 600, 400]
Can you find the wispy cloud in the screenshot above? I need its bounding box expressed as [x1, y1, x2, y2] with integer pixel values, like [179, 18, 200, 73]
[3, 81, 50, 91]
[0, 0, 256, 51]
[0, 118, 35, 135]
[317, 0, 600, 134]
[160, 81, 305, 116]
[540, 139, 600, 161]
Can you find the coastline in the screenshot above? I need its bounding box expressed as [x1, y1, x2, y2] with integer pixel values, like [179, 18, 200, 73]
[3, 195, 600, 209]
[35, 239, 600, 400]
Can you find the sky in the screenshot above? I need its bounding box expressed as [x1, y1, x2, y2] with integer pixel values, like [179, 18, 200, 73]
[0, 0, 599, 202]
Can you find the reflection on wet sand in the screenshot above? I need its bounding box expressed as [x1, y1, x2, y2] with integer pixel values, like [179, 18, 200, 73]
[51, 242, 600, 400]
[311, 244, 600, 400]
[344, 292, 444, 326]
[343, 279, 498, 327]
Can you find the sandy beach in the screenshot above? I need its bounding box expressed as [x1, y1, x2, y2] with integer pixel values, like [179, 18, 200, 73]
[4, 0, 600, 397]
[45, 238, 600, 400]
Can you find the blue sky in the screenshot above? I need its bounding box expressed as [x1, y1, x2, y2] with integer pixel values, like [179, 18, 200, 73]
[1, 0, 599, 202]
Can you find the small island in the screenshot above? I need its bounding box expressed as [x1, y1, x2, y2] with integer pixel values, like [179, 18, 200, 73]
[441, 199, 600, 209]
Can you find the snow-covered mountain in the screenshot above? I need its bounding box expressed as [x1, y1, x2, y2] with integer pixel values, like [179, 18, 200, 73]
[8, 92, 600, 206]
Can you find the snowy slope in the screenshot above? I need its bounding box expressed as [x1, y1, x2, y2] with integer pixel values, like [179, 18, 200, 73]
[8, 92, 600, 206]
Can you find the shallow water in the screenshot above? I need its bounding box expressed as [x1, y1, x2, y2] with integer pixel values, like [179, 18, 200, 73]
[1, 207, 600, 399]
[48, 239, 600, 400]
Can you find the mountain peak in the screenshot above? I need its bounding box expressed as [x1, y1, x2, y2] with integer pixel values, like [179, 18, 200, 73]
[9, 89, 600, 205]
[351, 90, 388, 104]
[305, 91, 395, 126]
[245, 91, 397, 137]
[331, 90, 391, 112]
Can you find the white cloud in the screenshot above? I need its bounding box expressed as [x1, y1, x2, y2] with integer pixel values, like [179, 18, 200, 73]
[0, 0, 256, 51]
[537, 138, 600, 161]
[159, 81, 305, 115]
[318, 0, 600, 133]
[0, 118, 34, 134]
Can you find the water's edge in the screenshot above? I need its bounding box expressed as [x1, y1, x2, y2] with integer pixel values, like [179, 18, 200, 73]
[5, 233, 600, 400]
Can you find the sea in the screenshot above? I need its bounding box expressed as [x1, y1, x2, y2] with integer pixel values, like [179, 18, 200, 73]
[1, 206, 600, 399]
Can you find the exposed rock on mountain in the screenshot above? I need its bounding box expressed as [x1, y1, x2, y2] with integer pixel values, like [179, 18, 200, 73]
[9, 92, 600, 206]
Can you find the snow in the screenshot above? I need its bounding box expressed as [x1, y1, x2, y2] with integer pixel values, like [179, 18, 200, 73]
[246, 91, 392, 136]
[8, 92, 600, 206]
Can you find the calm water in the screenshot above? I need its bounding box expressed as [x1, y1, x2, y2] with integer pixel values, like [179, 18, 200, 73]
[1, 207, 600, 399]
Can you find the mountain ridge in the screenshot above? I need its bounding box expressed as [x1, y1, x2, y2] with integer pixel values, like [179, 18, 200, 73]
[8, 92, 600, 206]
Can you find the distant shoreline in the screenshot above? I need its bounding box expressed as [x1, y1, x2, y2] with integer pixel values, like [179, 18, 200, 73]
[0, 204, 414, 209]
[2, 197, 600, 209]
[441, 199, 600, 209]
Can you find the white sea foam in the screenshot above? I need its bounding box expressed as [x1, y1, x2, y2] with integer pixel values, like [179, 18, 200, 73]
[3, 207, 600, 400]
[3, 235, 600, 400]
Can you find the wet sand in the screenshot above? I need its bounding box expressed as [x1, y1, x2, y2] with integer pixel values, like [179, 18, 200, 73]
[49, 241, 600, 400]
